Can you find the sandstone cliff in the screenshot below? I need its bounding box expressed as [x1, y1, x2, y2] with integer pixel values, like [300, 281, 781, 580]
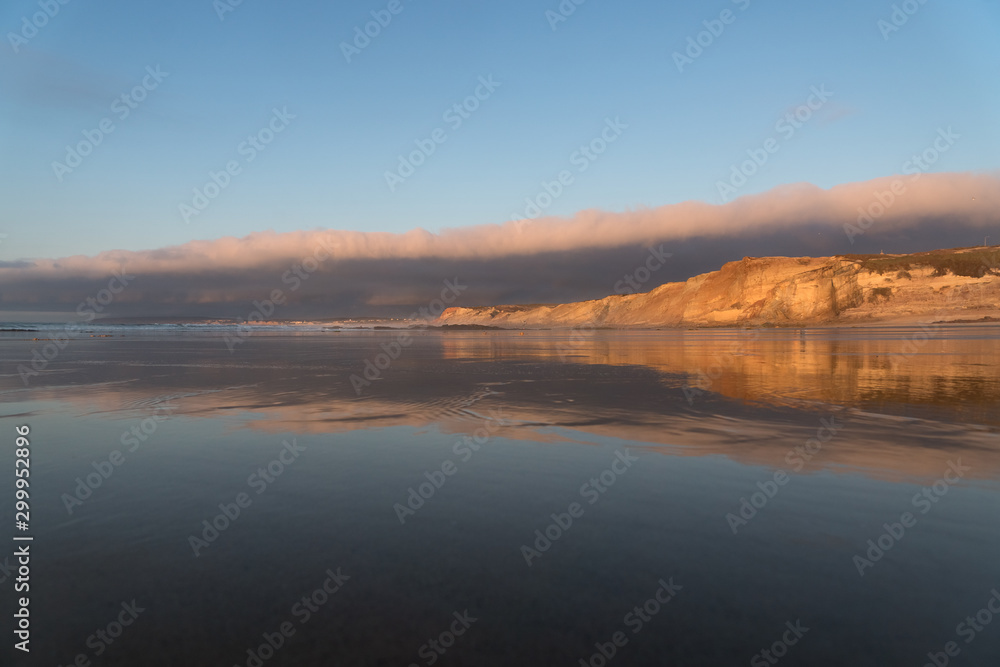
[436, 247, 1000, 328]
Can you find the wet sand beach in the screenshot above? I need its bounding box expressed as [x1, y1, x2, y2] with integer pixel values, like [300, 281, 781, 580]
[1, 327, 999, 666]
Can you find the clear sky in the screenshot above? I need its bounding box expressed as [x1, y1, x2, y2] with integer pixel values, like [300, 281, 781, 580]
[1, 0, 998, 262]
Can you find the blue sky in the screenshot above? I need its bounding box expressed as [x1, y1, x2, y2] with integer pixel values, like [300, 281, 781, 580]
[1, 0, 998, 261]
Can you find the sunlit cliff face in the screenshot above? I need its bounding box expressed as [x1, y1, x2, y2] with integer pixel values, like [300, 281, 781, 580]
[436, 251, 1000, 328]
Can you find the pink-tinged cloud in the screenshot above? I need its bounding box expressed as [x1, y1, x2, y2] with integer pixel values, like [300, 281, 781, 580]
[2, 171, 998, 318]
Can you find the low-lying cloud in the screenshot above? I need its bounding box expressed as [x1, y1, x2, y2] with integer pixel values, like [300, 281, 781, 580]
[3, 171, 998, 320]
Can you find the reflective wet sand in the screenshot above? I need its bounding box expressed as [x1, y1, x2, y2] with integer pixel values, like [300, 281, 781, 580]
[1, 327, 998, 665]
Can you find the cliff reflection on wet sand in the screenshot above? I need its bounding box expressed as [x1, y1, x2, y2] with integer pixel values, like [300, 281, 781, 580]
[9, 326, 999, 482]
[439, 327, 1000, 420]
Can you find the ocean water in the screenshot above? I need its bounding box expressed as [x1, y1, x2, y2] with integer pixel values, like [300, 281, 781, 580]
[1, 326, 999, 666]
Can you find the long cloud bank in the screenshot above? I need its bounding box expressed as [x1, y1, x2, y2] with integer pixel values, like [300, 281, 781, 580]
[3, 171, 999, 320]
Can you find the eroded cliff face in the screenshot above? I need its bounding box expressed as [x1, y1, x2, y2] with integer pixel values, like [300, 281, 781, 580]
[436, 248, 1000, 328]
